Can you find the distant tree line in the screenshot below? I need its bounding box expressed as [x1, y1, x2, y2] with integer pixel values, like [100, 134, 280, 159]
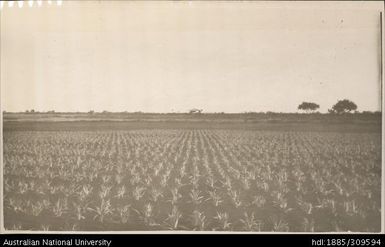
[4, 99, 379, 114]
[298, 99, 362, 114]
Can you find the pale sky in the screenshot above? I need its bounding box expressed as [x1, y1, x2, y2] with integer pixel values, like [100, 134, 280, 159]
[0, 1, 383, 113]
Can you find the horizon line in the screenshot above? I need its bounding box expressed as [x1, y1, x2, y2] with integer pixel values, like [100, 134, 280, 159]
[2, 110, 382, 114]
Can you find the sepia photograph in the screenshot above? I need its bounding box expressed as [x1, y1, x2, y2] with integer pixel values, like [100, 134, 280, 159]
[0, 0, 383, 233]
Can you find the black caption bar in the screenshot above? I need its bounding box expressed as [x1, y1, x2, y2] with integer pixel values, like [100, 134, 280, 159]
[0, 234, 384, 247]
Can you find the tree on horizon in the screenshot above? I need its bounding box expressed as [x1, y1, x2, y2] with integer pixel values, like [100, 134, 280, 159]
[329, 99, 357, 114]
[297, 102, 320, 113]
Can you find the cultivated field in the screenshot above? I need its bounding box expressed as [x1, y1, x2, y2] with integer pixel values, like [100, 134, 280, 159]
[3, 119, 381, 232]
